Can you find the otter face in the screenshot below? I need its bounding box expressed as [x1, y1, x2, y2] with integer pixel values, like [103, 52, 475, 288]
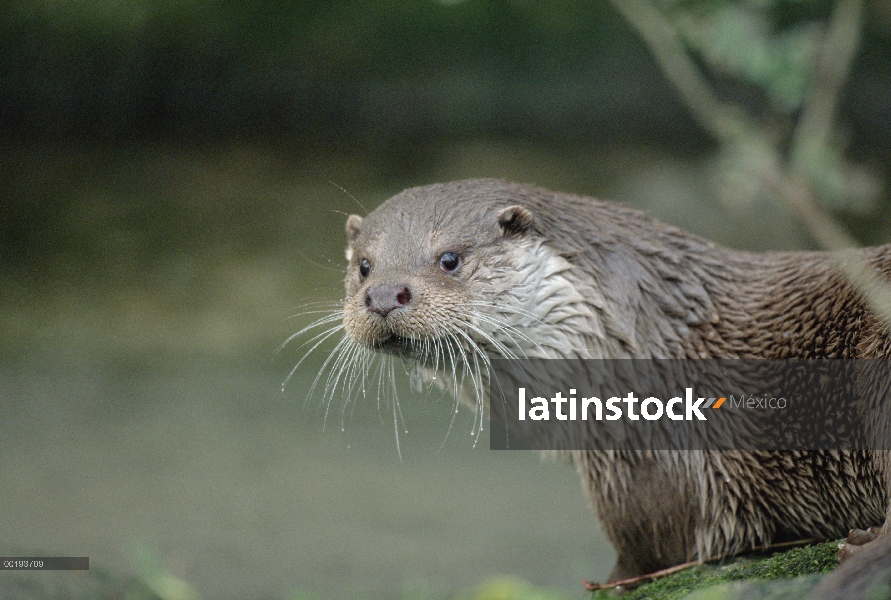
[342, 184, 535, 359]
[287, 180, 617, 428]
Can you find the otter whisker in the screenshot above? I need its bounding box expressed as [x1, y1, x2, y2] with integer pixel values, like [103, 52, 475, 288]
[388, 358, 403, 460]
[445, 322, 492, 370]
[344, 346, 378, 429]
[278, 311, 344, 354]
[339, 340, 373, 430]
[338, 340, 360, 401]
[435, 336, 447, 377]
[435, 336, 465, 452]
[282, 315, 343, 350]
[279, 316, 344, 355]
[466, 348, 485, 444]
[282, 323, 346, 391]
[455, 300, 559, 358]
[286, 299, 345, 312]
[306, 335, 352, 425]
[282, 302, 345, 326]
[464, 300, 609, 356]
[322, 334, 362, 422]
[463, 308, 547, 356]
[437, 330, 464, 400]
[349, 343, 374, 401]
[375, 354, 390, 424]
[283, 307, 345, 323]
[434, 331, 467, 447]
[462, 319, 522, 361]
[433, 335, 448, 387]
[315, 340, 352, 424]
[445, 331, 479, 440]
[442, 323, 489, 430]
[435, 319, 493, 445]
[392, 353, 413, 435]
[464, 299, 556, 327]
[471, 303, 572, 357]
[285, 300, 345, 313]
[337, 341, 364, 430]
[463, 299, 545, 318]
[335, 338, 371, 411]
[442, 333, 463, 403]
[374, 351, 393, 426]
[282, 309, 345, 325]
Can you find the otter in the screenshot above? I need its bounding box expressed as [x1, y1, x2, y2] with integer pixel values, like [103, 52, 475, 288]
[335, 178, 891, 582]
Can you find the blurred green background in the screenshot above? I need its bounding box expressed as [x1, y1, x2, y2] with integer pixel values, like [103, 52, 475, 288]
[1, 1, 890, 599]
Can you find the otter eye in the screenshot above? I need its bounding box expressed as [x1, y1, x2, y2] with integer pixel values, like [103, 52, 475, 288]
[359, 258, 371, 279]
[439, 252, 461, 273]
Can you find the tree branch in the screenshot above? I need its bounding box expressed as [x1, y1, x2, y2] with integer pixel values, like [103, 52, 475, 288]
[606, 0, 749, 143]
[791, 0, 865, 165]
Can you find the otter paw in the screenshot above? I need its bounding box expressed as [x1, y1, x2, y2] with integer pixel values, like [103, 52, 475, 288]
[837, 526, 883, 563]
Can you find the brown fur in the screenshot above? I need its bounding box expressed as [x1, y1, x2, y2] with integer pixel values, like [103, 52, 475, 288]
[340, 178, 891, 581]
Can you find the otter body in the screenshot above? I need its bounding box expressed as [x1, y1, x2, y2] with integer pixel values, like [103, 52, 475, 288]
[339, 179, 891, 581]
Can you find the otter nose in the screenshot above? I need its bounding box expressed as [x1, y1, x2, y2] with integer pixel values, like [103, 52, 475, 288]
[365, 284, 412, 317]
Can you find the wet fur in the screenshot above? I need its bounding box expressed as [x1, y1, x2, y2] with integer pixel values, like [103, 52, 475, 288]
[321, 178, 891, 581]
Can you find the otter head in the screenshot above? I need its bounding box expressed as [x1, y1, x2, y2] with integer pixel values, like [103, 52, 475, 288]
[342, 180, 537, 359]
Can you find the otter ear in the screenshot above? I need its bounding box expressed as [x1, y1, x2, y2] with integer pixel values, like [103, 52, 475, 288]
[497, 205, 534, 236]
[346, 214, 363, 244]
[345, 214, 363, 261]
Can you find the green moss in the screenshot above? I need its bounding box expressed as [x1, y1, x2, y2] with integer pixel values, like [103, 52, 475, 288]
[590, 541, 840, 600]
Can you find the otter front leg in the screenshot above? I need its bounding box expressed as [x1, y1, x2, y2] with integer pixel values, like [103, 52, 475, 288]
[578, 451, 697, 581]
[839, 451, 891, 563]
[838, 526, 884, 562]
[839, 363, 891, 562]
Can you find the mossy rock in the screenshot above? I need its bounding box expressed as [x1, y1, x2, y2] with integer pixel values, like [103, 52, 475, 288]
[590, 541, 840, 600]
